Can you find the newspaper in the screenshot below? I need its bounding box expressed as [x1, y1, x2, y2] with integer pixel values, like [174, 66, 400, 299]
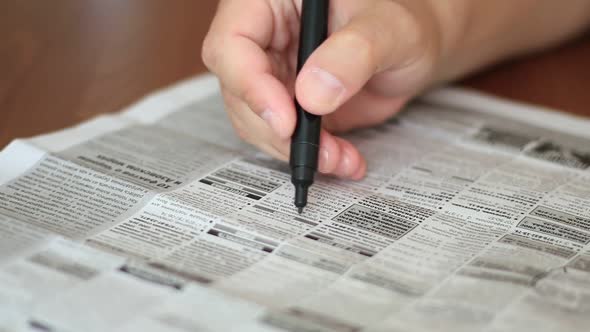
[1, 74, 589, 332]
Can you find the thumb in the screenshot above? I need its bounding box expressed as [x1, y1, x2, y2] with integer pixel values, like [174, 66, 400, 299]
[295, 1, 429, 115]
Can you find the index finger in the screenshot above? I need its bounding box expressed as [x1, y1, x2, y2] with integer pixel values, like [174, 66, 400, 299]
[202, 0, 297, 139]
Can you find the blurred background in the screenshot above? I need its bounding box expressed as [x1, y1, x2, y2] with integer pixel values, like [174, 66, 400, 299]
[2, 0, 590, 148]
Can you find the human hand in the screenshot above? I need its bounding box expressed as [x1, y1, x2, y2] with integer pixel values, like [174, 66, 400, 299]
[202, 0, 457, 179]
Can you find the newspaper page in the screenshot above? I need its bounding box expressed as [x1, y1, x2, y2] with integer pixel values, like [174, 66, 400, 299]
[0, 74, 589, 332]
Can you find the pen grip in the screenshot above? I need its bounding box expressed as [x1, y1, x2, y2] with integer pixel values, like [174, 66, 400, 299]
[290, 103, 321, 170]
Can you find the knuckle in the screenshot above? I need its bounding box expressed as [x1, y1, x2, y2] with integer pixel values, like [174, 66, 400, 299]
[383, 1, 421, 39]
[341, 29, 376, 65]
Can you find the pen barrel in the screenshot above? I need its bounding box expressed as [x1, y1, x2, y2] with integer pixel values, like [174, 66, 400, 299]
[296, 0, 329, 72]
[290, 0, 329, 179]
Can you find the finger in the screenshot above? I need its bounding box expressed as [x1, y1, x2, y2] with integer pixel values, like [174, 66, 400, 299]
[323, 91, 408, 133]
[331, 136, 366, 179]
[317, 130, 341, 174]
[225, 88, 363, 179]
[222, 90, 291, 160]
[317, 130, 366, 179]
[203, 0, 296, 139]
[210, 37, 296, 140]
[295, 0, 428, 115]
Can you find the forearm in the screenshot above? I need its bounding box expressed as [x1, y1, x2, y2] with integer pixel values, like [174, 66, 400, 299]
[431, 0, 590, 82]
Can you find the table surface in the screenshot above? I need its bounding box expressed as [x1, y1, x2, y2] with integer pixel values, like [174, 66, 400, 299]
[2, 0, 590, 149]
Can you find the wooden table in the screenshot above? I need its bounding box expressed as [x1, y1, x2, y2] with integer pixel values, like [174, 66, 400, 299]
[2, 0, 590, 148]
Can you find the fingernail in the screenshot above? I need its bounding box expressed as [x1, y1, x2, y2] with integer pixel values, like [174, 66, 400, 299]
[318, 148, 330, 173]
[260, 109, 282, 136]
[300, 67, 345, 110]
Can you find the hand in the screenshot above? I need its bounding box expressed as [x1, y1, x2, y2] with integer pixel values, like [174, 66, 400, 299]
[202, 0, 452, 179]
[203, 0, 590, 180]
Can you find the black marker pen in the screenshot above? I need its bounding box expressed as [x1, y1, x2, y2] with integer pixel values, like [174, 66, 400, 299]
[290, 0, 329, 214]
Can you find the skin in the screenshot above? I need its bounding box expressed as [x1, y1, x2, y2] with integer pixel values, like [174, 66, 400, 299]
[202, 0, 590, 180]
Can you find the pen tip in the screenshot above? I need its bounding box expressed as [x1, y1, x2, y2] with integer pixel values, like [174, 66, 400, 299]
[298, 207, 304, 214]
